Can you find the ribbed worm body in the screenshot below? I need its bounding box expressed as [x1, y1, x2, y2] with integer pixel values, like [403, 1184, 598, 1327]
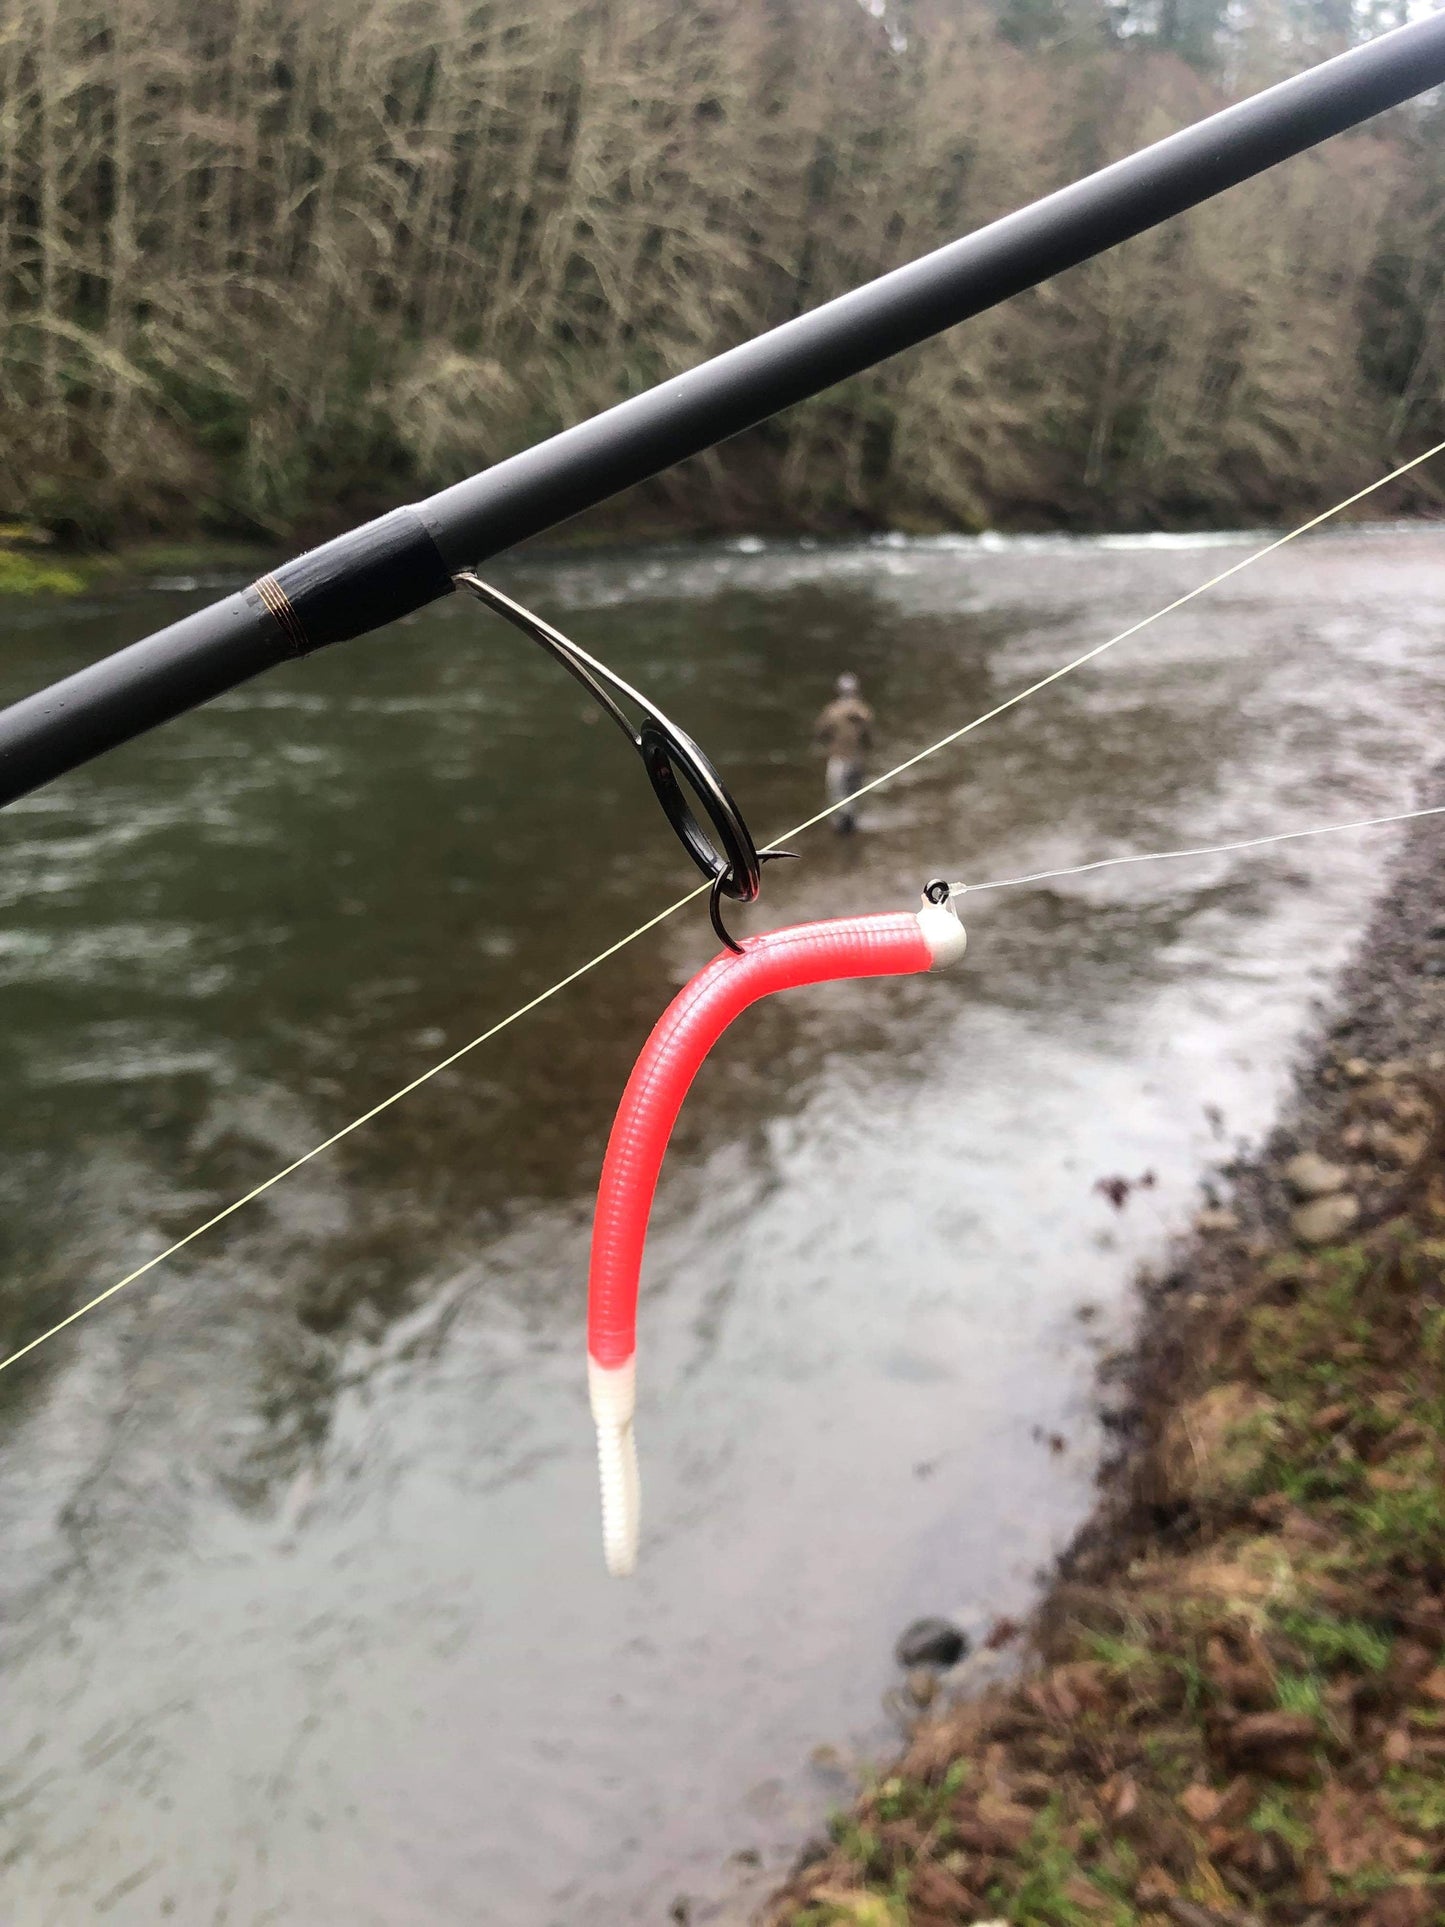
[586, 899, 966, 1574]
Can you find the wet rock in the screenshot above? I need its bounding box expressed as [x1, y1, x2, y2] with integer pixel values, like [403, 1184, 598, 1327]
[1385, 1088, 1432, 1125]
[1348, 1118, 1426, 1166]
[894, 1616, 968, 1668]
[1377, 1126, 1428, 1168]
[1283, 1151, 1349, 1199]
[1292, 1192, 1360, 1246]
[808, 1743, 851, 1781]
[905, 1667, 939, 1707]
[1196, 1207, 1239, 1234]
[790, 1836, 831, 1875]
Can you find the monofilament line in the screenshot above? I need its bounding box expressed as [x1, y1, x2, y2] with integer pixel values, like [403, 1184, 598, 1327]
[0, 879, 710, 1378]
[762, 437, 1445, 852]
[0, 439, 1439, 1378]
[951, 802, 1445, 896]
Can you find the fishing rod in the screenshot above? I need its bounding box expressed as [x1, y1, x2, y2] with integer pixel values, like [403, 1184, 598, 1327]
[0, 11, 1442, 910]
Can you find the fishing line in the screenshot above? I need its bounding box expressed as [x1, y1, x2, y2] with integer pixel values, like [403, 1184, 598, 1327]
[0, 881, 711, 1379]
[760, 436, 1445, 852]
[0, 440, 1440, 1379]
[950, 801, 1445, 896]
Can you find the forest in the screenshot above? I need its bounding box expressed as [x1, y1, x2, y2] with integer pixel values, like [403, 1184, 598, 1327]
[0, 0, 1440, 545]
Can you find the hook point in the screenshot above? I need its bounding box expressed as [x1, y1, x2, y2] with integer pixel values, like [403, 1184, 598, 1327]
[711, 851, 801, 952]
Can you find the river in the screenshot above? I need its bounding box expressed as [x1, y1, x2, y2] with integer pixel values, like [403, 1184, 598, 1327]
[0, 525, 1441, 1923]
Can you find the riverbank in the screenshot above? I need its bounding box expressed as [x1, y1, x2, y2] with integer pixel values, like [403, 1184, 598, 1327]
[0, 535, 278, 598]
[766, 791, 1445, 1923]
[2, 503, 1444, 603]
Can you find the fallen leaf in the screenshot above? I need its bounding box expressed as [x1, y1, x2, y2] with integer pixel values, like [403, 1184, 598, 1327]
[1115, 1777, 1139, 1821]
[1314, 1401, 1352, 1431]
[1316, 1782, 1422, 1878]
[905, 1859, 979, 1913]
[1367, 1466, 1415, 1492]
[1164, 1902, 1236, 1927]
[1223, 1710, 1318, 1764]
[1062, 1874, 1116, 1916]
[1361, 1890, 1431, 1927]
[1300, 1863, 1330, 1904]
[808, 1889, 898, 1926]
[1215, 1777, 1257, 1826]
[1179, 1783, 1221, 1825]
[1318, 1782, 1367, 1875]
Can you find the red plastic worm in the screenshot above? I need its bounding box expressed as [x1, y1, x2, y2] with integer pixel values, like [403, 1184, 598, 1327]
[587, 895, 967, 1574]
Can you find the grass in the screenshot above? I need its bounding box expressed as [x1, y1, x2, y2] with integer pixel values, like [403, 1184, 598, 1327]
[1278, 1607, 1393, 1673]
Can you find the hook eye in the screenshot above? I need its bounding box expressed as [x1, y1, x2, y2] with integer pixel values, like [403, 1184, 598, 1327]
[708, 851, 799, 952]
[637, 723, 760, 900]
[454, 570, 765, 898]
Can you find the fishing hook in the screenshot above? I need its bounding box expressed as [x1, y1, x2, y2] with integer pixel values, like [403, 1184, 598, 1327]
[455, 573, 771, 925]
[708, 850, 798, 954]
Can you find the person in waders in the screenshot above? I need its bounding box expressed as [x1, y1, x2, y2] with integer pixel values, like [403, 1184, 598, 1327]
[814, 673, 874, 834]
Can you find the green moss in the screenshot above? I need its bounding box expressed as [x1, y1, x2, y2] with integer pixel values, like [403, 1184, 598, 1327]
[1386, 1770, 1445, 1835]
[0, 549, 86, 595]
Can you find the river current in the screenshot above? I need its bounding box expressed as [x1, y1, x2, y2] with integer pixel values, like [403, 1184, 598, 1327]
[0, 525, 1441, 1922]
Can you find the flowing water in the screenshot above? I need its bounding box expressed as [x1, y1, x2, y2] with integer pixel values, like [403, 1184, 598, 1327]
[0, 525, 1442, 1924]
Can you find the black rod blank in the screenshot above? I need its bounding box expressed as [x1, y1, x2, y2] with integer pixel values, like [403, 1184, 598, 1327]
[2, 12, 1443, 808]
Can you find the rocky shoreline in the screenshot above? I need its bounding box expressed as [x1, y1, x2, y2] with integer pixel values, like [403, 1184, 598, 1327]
[763, 782, 1445, 1924]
